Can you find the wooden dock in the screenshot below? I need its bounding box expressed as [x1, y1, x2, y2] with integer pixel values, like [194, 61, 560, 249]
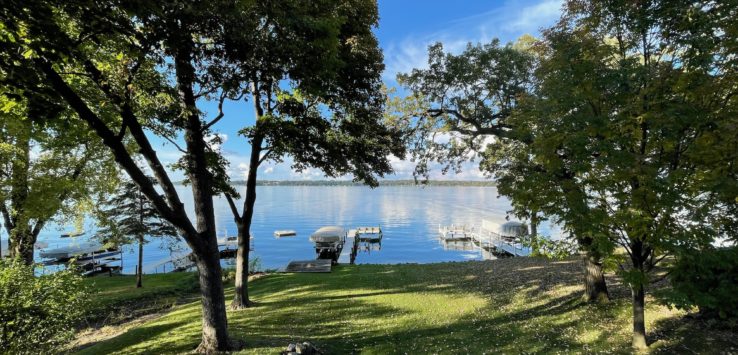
[337, 229, 359, 264]
[285, 259, 333, 273]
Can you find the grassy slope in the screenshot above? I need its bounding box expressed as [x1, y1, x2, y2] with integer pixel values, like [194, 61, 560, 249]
[84, 272, 199, 322]
[77, 258, 737, 354]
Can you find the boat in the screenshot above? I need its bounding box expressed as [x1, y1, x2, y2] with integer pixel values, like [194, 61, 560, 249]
[309, 226, 346, 262]
[38, 240, 122, 276]
[274, 230, 297, 237]
[39, 241, 116, 261]
[309, 226, 346, 244]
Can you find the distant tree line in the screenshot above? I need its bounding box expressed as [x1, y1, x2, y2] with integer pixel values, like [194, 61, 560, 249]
[214, 179, 497, 187]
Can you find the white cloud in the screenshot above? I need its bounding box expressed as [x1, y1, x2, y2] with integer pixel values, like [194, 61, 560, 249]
[263, 166, 274, 174]
[506, 0, 563, 32]
[204, 133, 228, 151]
[382, 0, 563, 81]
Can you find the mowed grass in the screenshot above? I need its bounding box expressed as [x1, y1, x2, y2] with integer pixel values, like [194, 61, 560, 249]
[84, 272, 199, 320]
[76, 258, 737, 354]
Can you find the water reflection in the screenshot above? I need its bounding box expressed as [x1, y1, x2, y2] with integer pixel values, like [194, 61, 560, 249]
[29, 186, 561, 272]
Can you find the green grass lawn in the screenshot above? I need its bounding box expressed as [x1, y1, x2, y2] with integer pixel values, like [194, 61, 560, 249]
[75, 258, 737, 354]
[84, 272, 199, 323]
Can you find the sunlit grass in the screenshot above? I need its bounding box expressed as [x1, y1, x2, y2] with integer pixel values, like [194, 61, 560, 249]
[76, 258, 737, 354]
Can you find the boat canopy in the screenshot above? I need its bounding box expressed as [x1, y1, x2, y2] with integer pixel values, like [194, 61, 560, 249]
[500, 221, 528, 237]
[309, 226, 345, 243]
[39, 241, 105, 260]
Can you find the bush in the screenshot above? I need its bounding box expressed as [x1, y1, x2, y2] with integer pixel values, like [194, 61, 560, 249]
[665, 247, 738, 319]
[0, 260, 90, 354]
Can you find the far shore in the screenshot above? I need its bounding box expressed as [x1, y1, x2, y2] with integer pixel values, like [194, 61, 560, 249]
[176, 179, 497, 187]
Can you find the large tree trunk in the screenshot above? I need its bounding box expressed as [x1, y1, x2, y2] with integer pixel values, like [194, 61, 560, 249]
[579, 236, 610, 303]
[231, 223, 251, 309]
[231, 135, 262, 309]
[193, 240, 231, 353]
[35, 50, 234, 352]
[629, 238, 649, 350]
[136, 234, 144, 288]
[529, 214, 538, 238]
[9, 228, 35, 265]
[631, 283, 647, 349]
[7, 120, 34, 265]
[583, 252, 609, 303]
[175, 36, 233, 351]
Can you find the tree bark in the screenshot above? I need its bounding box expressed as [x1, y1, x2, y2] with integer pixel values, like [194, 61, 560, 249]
[631, 283, 647, 349]
[529, 214, 538, 238]
[583, 252, 609, 303]
[35, 50, 234, 352]
[231, 135, 262, 309]
[137, 234, 144, 288]
[579, 236, 610, 303]
[174, 36, 233, 351]
[231, 222, 251, 309]
[193, 240, 231, 353]
[7, 119, 33, 265]
[629, 238, 649, 350]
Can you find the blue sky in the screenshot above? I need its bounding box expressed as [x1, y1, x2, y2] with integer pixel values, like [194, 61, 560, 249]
[152, 0, 563, 181]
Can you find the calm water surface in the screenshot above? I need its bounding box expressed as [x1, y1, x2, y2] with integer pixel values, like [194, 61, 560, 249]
[31, 186, 563, 273]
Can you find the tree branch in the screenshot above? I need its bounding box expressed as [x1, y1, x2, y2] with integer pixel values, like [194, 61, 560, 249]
[223, 193, 241, 223]
[257, 149, 273, 166]
[162, 135, 187, 154]
[34, 58, 198, 241]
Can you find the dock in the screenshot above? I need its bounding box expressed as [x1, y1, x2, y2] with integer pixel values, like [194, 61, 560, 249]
[439, 224, 474, 240]
[148, 236, 253, 274]
[356, 226, 383, 242]
[438, 220, 531, 257]
[286, 225, 383, 271]
[285, 259, 332, 273]
[337, 229, 359, 264]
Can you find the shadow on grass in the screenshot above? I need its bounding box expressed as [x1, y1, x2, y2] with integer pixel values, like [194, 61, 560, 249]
[76, 257, 726, 354]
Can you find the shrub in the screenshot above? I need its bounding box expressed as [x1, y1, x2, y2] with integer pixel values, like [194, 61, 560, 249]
[665, 247, 738, 319]
[0, 260, 90, 354]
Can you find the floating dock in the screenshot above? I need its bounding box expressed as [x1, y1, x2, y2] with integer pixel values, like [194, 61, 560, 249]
[285, 259, 332, 273]
[274, 230, 297, 237]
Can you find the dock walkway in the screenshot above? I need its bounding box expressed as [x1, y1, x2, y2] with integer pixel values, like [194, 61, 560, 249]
[337, 229, 358, 264]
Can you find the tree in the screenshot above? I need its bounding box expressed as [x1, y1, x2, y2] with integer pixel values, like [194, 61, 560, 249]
[0, 90, 116, 265]
[213, 0, 403, 309]
[527, 0, 738, 349]
[0, 0, 402, 350]
[97, 177, 178, 288]
[389, 38, 611, 303]
[0, 1, 239, 351]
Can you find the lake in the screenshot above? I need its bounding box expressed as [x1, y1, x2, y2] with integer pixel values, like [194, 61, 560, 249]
[28, 186, 564, 273]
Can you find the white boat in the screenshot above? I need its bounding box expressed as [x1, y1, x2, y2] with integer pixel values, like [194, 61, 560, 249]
[274, 230, 297, 237]
[309, 226, 346, 244]
[500, 221, 528, 238]
[39, 241, 107, 260]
